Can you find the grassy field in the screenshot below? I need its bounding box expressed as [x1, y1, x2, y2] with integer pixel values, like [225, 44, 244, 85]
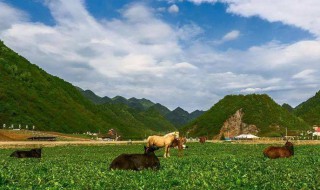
[0, 143, 319, 189]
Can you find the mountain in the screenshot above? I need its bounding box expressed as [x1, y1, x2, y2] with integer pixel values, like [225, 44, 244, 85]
[80, 90, 204, 128]
[181, 94, 311, 138]
[165, 107, 190, 128]
[164, 107, 205, 128]
[81, 92, 155, 111]
[0, 41, 174, 139]
[80, 89, 112, 104]
[282, 103, 294, 113]
[294, 90, 320, 126]
[148, 103, 171, 116]
[190, 110, 205, 121]
[129, 98, 154, 110]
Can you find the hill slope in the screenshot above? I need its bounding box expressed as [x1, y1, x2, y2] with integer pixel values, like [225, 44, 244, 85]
[0, 41, 174, 139]
[181, 94, 311, 138]
[294, 90, 320, 126]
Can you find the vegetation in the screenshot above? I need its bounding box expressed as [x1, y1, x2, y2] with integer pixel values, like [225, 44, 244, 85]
[294, 90, 320, 126]
[0, 143, 319, 189]
[181, 94, 311, 138]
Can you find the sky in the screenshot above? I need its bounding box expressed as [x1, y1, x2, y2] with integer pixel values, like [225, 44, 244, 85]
[0, 0, 320, 112]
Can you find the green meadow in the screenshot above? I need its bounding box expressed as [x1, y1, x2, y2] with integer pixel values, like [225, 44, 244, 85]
[0, 143, 319, 189]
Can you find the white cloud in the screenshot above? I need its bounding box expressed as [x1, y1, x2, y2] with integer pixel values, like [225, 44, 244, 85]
[181, 0, 320, 38]
[177, 23, 204, 41]
[212, 30, 240, 45]
[222, 30, 240, 41]
[0, 2, 29, 32]
[293, 69, 315, 79]
[187, 0, 218, 5]
[225, 0, 320, 37]
[168, 4, 179, 13]
[292, 69, 317, 83]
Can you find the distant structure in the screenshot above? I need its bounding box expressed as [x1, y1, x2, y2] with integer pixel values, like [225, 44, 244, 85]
[313, 126, 320, 137]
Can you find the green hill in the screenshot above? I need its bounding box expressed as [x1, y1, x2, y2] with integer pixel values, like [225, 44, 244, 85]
[0, 41, 174, 139]
[181, 94, 311, 138]
[148, 103, 171, 116]
[282, 103, 294, 113]
[80, 90, 204, 128]
[294, 90, 320, 126]
[165, 107, 191, 128]
[190, 110, 204, 121]
[80, 89, 112, 104]
[81, 91, 155, 111]
[79, 91, 176, 132]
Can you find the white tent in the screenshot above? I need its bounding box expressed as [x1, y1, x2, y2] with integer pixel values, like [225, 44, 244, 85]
[313, 132, 320, 136]
[235, 134, 259, 139]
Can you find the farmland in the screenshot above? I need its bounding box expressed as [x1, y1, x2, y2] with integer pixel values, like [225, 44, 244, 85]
[0, 143, 320, 189]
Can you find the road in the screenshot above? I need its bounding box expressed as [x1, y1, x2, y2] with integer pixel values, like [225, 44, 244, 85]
[0, 140, 146, 148]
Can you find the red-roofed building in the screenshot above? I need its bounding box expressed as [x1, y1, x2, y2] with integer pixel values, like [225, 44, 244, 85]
[313, 126, 320, 136]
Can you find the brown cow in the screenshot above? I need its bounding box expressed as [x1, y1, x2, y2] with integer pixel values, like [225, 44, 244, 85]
[263, 141, 294, 159]
[171, 137, 187, 157]
[199, 136, 207, 144]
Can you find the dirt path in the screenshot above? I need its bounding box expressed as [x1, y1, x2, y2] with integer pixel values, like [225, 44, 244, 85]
[0, 133, 14, 141]
[0, 140, 146, 148]
[42, 131, 93, 141]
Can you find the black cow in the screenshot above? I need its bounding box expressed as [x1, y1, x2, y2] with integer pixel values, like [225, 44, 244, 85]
[109, 146, 160, 171]
[10, 148, 42, 158]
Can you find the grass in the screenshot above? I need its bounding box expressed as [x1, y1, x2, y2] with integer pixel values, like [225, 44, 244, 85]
[0, 143, 319, 189]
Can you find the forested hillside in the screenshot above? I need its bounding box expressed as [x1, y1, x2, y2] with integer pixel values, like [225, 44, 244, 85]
[294, 91, 320, 126]
[181, 94, 311, 138]
[80, 89, 204, 128]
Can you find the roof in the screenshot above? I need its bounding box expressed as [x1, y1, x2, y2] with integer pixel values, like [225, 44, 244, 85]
[235, 134, 259, 139]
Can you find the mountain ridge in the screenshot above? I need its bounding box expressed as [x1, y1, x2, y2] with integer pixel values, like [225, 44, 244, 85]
[181, 94, 311, 138]
[79, 89, 205, 128]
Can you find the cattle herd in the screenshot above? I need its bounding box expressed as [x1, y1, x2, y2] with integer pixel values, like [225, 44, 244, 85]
[9, 135, 295, 171]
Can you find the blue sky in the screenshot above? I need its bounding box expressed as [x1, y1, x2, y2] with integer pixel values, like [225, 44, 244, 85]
[1, 0, 320, 112]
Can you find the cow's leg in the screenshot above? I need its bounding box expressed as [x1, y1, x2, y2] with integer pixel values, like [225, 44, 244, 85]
[163, 147, 167, 158]
[167, 146, 170, 157]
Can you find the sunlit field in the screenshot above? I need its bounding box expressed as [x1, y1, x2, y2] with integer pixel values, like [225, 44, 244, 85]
[1, 143, 320, 189]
